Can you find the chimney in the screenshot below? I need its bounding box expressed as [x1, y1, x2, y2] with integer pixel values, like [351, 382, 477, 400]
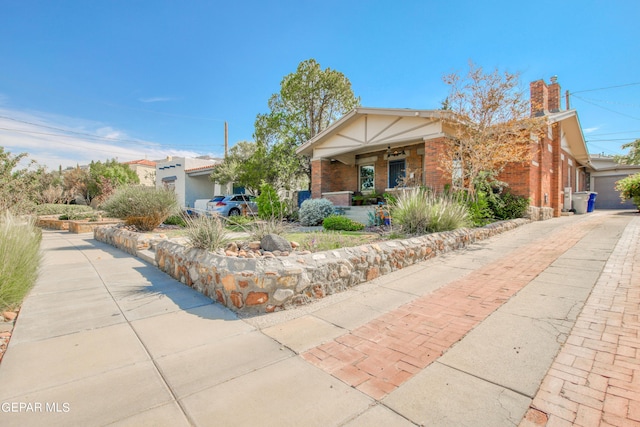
[548, 75, 561, 112]
[530, 79, 549, 117]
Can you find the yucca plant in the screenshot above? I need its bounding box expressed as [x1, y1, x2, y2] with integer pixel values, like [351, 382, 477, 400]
[185, 215, 230, 251]
[0, 212, 42, 311]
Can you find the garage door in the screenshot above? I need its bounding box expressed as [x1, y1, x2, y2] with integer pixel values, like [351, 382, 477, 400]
[592, 175, 637, 209]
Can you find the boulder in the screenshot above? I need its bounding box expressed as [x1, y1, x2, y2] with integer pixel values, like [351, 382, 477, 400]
[260, 234, 292, 253]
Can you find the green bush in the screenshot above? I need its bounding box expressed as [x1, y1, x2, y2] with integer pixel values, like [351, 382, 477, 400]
[466, 190, 493, 226]
[391, 188, 470, 235]
[257, 183, 286, 219]
[490, 192, 530, 220]
[185, 215, 230, 251]
[163, 214, 187, 227]
[323, 215, 365, 231]
[299, 198, 334, 226]
[101, 186, 178, 231]
[0, 212, 42, 311]
[615, 173, 640, 208]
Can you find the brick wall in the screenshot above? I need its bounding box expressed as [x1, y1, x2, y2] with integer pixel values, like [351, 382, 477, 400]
[423, 137, 450, 191]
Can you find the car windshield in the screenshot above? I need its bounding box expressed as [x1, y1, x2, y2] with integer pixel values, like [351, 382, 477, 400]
[211, 196, 224, 202]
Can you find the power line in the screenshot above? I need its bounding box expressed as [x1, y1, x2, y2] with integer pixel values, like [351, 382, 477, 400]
[571, 94, 640, 121]
[587, 129, 640, 136]
[571, 82, 640, 95]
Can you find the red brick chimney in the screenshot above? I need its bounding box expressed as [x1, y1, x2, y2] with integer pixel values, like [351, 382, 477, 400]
[530, 79, 549, 117]
[548, 76, 561, 112]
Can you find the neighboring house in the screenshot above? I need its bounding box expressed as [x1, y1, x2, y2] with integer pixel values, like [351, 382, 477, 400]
[155, 156, 228, 208]
[588, 154, 640, 209]
[123, 159, 157, 186]
[296, 77, 591, 220]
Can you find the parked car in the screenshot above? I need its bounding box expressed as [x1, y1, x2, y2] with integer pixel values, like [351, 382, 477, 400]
[210, 194, 257, 217]
[192, 196, 225, 216]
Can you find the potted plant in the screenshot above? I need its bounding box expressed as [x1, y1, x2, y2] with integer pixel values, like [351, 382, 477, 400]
[352, 192, 365, 206]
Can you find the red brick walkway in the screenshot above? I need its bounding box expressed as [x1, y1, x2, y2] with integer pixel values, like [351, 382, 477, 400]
[302, 215, 608, 400]
[521, 216, 640, 427]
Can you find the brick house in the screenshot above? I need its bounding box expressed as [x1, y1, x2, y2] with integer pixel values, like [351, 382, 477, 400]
[296, 77, 591, 219]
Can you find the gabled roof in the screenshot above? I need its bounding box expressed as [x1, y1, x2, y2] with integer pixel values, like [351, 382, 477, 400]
[296, 107, 455, 162]
[547, 110, 590, 166]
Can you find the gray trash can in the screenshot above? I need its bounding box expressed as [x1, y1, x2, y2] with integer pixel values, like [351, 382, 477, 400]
[572, 192, 589, 214]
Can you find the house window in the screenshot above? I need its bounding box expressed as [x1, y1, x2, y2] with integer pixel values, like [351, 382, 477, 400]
[359, 165, 375, 191]
[388, 159, 406, 188]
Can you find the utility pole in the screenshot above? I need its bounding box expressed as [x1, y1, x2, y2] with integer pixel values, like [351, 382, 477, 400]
[224, 121, 228, 158]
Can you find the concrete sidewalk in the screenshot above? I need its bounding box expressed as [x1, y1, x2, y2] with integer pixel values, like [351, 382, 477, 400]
[0, 210, 638, 426]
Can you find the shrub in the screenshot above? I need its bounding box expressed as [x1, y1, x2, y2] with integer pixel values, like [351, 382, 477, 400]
[257, 183, 286, 219]
[615, 173, 640, 208]
[185, 215, 230, 251]
[101, 186, 178, 231]
[391, 188, 470, 235]
[163, 214, 187, 227]
[299, 198, 334, 226]
[0, 212, 42, 311]
[466, 190, 493, 226]
[323, 215, 365, 231]
[491, 192, 530, 220]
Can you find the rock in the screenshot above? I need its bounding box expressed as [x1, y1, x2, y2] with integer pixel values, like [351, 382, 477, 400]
[225, 242, 239, 252]
[260, 234, 292, 253]
[290, 241, 300, 249]
[2, 311, 17, 322]
[248, 241, 262, 250]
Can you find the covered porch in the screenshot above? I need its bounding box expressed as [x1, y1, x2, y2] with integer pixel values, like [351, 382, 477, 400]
[297, 107, 457, 206]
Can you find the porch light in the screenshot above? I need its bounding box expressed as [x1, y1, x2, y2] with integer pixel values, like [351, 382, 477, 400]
[387, 146, 406, 157]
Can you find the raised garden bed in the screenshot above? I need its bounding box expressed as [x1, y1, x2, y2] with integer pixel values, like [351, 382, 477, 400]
[95, 218, 530, 314]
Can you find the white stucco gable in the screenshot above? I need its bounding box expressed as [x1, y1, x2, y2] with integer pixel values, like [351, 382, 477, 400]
[297, 107, 453, 165]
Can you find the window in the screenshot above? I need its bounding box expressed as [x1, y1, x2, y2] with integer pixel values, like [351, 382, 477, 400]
[388, 159, 406, 188]
[359, 165, 375, 191]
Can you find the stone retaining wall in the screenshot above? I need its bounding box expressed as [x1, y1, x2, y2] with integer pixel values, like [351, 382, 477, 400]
[95, 219, 530, 314]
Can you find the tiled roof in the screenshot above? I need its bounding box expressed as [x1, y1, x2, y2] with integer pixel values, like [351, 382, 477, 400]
[185, 164, 217, 173]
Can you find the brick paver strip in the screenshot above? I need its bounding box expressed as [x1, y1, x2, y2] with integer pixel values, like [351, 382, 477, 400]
[302, 215, 608, 400]
[521, 216, 640, 426]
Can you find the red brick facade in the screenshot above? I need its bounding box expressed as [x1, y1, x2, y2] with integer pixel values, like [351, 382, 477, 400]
[306, 78, 588, 218]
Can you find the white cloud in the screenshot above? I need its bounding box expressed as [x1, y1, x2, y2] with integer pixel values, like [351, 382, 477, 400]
[0, 108, 201, 170]
[583, 127, 599, 134]
[138, 97, 175, 103]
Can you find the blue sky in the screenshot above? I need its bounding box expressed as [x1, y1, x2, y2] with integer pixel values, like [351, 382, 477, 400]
[1, 0, 639, 170]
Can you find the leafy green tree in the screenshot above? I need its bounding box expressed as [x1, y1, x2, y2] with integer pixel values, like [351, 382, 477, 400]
[614, 139, 640, 165]
[210, 141, 267, 194]
[254, 58, 360, 190]
[87, 159, 139, 203]
[0, 147, 44, 214]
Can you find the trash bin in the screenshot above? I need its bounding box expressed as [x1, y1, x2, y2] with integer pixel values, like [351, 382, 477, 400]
[572, 192, 589, 214]
[587, 192, 597, 212]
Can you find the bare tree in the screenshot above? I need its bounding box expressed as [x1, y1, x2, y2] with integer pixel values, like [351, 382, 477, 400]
[440, 62, 546, 195]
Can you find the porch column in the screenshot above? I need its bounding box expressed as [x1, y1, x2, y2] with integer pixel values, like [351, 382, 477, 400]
[311, 158, 332, 199]
[423, 137, 449, 192]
